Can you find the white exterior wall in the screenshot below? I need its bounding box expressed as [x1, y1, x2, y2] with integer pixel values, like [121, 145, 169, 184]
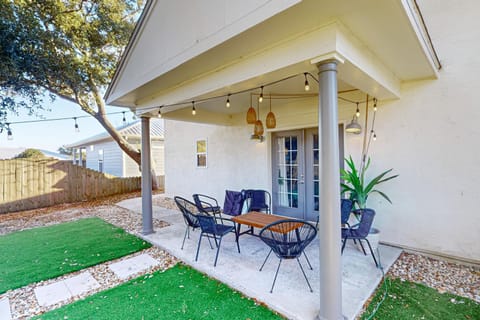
[85, 141, 123, 177]
[162, 0, 480, 262]
[164, 120, 270, 204]
[123, 139, 165, 177]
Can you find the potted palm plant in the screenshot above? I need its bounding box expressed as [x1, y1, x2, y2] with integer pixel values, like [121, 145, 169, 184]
[340, 156, 398, 251]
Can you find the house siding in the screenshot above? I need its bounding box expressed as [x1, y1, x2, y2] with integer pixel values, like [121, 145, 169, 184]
[85, 141, 123, 177]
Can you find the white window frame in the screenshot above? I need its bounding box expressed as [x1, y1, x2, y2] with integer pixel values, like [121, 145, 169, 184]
[195, 139, 208, 168]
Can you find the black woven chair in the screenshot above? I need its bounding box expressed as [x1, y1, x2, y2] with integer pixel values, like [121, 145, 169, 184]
[259, 219, 317, 293]
[195, 213, 240, 267]
[341, 208, 379, 267]
[192, 194, 221, 215]
[341, 199, 354, 228]
[174, 196, 213, 250]
[243, 189, 271, 214]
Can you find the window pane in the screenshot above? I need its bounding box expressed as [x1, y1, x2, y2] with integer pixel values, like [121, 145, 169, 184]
[197, 154, 206, 167]
[197, 140, 207, 153]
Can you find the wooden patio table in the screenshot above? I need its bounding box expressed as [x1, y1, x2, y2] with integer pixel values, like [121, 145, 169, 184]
[231, 211, 301, 242]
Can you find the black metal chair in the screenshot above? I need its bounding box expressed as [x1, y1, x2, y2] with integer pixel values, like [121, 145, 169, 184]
[341, 208, 379, 267]
[243, 189, 271, 214]
[174, 196, 213, 250]
[259, 219, 317, 293]
[195, 213, 240, 267]
[192, 194, 221, 215]
[341, 198, 354, 228]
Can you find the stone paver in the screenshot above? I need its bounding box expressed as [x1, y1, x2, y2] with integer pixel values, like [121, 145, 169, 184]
[64, 272, 101, 296]
[35, 281, 71, 307]
[34, 271, 101, 307]
[0, 297, 12, 320]
[108, 253, 159, 280]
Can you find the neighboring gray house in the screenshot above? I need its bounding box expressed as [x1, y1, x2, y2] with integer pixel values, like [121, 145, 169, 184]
[68, 119, 164, 177]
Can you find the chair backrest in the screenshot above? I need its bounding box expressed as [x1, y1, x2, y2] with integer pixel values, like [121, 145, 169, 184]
[223, 190, 245, 216]
[174, 196, 199, 228]
[341, 199, 353, 224]
[355, 208, 376, 237]
[192, 193, 219, 214]
[259, 219, 317, 259]
[196, 213, 217, 234]
[243, 189, 271, 213]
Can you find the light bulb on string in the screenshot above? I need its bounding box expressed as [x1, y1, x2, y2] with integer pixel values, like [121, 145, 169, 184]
[355, 102, 360, 118]
[373, 98, 378, 112]
[192, 101, 196, 115]
[7, 124, 13, 140]
[74, 117, 80, 133]
[373, 131, 377, 141]
[158, 107, 162, 118]
[304, 73, 310, 91]
[122, 111, 126, 124]
[226, 94, 230, 108]
[258, 86, 264, 103]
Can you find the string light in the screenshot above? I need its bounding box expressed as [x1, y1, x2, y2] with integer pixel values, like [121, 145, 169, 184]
[258, 86, 264, 103]
[191, 101, 196, 115]
[304, 73, 310, 91]
[372, 130, 377, 141]
[158, 107, 162, 118]
[373, 98, 378, 112]
[7, 123, 13, 140]
[355, 102, 360, 118]
[74, 117, 80, 133]
[226, 94, 231, 108]
[122, 111, 126, 124]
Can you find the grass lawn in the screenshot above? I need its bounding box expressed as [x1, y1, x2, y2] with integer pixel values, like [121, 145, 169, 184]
[34, 263, 284, 320]
[361, 277, 480, 319]
[0, 217, 151, 293]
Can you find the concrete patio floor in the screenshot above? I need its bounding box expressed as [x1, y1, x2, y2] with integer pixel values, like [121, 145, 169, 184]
[117, 196, 402, 320]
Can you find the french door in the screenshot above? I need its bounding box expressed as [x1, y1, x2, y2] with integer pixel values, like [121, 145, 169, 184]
[272, 126, 344, 221]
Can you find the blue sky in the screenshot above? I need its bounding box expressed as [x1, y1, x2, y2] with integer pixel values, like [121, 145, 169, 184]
[1, 98, 131, 152]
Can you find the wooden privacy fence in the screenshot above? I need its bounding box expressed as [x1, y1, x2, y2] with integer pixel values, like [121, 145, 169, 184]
[0, 159, 161, 214]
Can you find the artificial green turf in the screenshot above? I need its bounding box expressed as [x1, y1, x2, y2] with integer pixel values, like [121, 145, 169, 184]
[0, 217, 151, 293]
[361, 277, 480, 319]
[35, 264, 284, 320]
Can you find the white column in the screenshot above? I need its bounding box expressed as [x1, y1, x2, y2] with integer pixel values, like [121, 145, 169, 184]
[141, 116, 154, 235]
[317, 60, 343, 320]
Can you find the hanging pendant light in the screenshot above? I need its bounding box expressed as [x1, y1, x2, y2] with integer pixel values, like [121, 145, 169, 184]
[253, 100, 264, 136]
[345, 115, 362, 134]
[266, 94, 276, 129]
[246, 94, 256, 124]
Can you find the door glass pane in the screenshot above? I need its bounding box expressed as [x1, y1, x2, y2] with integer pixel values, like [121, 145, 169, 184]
[276, 136, 299, 208]
[313, 134, 319, 211]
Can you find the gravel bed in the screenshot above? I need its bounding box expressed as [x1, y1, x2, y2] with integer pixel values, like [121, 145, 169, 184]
[388, 252, 479, 303]
[0, 203, 178, 319]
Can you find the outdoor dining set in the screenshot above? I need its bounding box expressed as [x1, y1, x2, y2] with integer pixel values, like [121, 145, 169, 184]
[174, 189, 379, 293]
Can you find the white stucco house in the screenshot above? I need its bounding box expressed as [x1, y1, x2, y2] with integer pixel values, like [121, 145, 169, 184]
[104, 0, 479, 318]
[68, 119, 164, 177]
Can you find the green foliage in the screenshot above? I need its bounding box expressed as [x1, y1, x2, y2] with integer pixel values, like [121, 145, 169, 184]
[0, 217, 151, 293]
[361, 277, 480, 319]
[0, 0, 143, 159]
[35, 264, 284, 320]
[341, 156, 398, 209]
[13, 148, 45, 159]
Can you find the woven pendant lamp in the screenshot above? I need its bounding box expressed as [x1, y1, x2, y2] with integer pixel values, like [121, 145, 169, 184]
[246, 94, 256, 124]
[266, 94, 276, 129]
[253, 101, 264, 136]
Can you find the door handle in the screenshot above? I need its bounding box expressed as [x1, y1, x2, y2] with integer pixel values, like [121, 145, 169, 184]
[299, 174, 305, 184]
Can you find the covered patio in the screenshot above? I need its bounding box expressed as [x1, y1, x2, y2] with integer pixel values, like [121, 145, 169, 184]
[117, 196, 402, 320]
[105, 1, 439, 319]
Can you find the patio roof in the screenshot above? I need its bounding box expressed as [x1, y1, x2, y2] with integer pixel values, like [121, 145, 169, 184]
[106, 0, 439, 124]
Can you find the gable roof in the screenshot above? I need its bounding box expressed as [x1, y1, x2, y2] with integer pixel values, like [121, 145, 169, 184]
[68, 118, 164, 148]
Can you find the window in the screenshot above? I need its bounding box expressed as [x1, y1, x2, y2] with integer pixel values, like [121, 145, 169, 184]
[98, 149, 104, 172]
[196, 139, 207, 168]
